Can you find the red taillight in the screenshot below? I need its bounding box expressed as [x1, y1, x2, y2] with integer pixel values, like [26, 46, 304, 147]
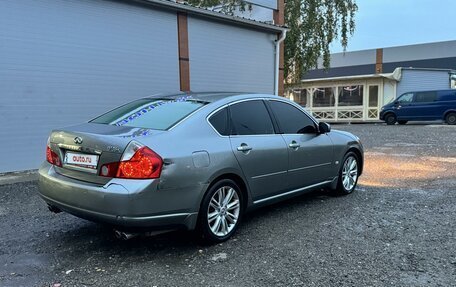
[118, 147, 162, 179]
[100, 146, 162, 179]
[46, 145, 61, 167]
[100, 162, 119, 178]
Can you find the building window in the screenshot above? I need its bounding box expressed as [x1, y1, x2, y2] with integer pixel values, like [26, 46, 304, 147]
[368, 86, 379, 107]
[338, 85, 364, 106]
[292, 89, 309, 107]
[313, 87, 335, 107]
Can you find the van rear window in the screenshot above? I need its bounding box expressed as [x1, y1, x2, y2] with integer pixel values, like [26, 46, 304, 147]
[91, 97, 207, 130]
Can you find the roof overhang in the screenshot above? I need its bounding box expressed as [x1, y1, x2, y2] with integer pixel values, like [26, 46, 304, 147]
[300, 73, 398, 84]
[301, 67, 456, 84]
[130, 0, 287, 33]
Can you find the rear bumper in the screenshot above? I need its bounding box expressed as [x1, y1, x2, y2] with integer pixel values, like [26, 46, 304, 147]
[38, 162, 206, 230]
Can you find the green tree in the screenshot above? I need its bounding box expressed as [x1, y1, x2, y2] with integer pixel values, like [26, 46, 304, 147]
[285, 0, 357, 83]
[187, 0, 357, 84]
[187, 0, 251, 14]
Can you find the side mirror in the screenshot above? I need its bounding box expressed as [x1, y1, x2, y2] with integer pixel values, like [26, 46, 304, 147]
[318, 122, 331, 134]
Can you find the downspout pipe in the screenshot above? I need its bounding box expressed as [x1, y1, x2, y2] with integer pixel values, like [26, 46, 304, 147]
[274, 29, 287, 96]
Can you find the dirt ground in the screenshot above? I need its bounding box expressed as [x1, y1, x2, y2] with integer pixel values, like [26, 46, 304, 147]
[1, 123, 455, 287]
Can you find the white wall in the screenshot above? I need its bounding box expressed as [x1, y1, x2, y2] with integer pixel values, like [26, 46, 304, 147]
[0, 0, 180, 172]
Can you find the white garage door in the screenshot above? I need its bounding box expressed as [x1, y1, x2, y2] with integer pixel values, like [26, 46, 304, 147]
[0, 0, 179, 172]
[188, 16, 275, 94]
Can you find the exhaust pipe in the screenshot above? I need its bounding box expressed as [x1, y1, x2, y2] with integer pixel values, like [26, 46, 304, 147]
[114, 230, 139, 240]
[113, 229, 172, 240]
[47, 205, 62, 213]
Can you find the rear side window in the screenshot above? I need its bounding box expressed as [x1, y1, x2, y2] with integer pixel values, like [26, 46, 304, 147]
[209, 108, 229, 136]
[91, 97, 206, 130]
[229, 101, 274, 135]
[269, 101, 317, 134]
[415, 91, 437, 102]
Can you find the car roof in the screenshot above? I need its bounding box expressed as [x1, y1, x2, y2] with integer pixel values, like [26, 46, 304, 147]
[408, 89, 456, 93]
[145, 91, 281, 103]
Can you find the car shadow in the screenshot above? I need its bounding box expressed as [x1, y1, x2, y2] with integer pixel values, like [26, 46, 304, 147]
[44, 188, 338, 254]
[241, 188, 335, 224]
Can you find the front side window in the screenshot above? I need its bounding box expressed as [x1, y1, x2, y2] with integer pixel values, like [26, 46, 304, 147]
[293, 89, 309, 107]
[91, 97, 206, 130]
[415, 91, 437, 102]
[229, 101, 274, 135]
[269, 101, 317, 134]
[397, 93, 414, 103]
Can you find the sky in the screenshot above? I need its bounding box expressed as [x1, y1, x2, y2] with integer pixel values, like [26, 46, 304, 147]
[330, 0, 456, 53]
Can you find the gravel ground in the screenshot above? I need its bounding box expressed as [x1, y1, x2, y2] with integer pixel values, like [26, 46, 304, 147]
[1, 123, 456, 287]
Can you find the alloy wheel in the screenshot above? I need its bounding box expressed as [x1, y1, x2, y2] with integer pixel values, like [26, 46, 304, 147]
[341, 156, 358, 191]
[207, 186, 241, 237]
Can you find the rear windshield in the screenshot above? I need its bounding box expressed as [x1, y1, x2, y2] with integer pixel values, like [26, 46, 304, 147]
[90, 97, 207, 130]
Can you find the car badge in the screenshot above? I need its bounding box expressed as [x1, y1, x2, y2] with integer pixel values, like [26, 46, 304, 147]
[74, 137, 83, 144]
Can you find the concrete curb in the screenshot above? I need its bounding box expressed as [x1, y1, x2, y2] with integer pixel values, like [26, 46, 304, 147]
[0, 170, 38, 186]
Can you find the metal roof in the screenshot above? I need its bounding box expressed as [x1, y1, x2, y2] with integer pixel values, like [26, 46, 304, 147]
[132, 0, 287, 33]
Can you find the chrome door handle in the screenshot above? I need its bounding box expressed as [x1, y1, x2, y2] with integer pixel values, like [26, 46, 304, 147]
[288, 142, 300, 149]
[237, 144, 252, 152]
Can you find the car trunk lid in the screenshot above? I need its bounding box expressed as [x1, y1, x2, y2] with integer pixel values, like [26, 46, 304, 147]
[48, 123, 160, 185]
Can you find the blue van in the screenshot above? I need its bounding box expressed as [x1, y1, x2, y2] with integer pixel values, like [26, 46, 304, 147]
[380, 89, 456, 125]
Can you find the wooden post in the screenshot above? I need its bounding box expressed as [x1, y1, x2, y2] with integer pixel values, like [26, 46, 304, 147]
[273, 0, 285, 96]
[376, 48, 383, 74]
[177, 13, 190, 92]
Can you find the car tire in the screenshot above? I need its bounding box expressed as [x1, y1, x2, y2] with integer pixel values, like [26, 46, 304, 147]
[333, 152, 360, 195]
[398, 120, 408, 125]
[445, 112, 456, 125]
[198, 179, 243, 244]
[385, 114, 397, 125]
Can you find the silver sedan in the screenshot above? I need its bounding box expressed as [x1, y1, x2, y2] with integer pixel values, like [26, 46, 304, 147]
[39, 92, 363, 243]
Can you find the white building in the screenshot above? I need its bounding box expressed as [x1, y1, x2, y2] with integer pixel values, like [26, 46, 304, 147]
[0, 0, 285, 172]
[287, 40, 456, 122]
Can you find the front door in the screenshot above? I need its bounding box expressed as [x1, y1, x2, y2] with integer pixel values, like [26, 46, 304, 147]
[281, 133, 334, 189]
[267, 100, 334, 190]
[228, 100, 289, 201]
[394, 92, 415, 119]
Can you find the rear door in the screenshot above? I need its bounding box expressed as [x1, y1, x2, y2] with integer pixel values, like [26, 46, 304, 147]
[267, 100, 334, 190]
[228, 100, 288, 201]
